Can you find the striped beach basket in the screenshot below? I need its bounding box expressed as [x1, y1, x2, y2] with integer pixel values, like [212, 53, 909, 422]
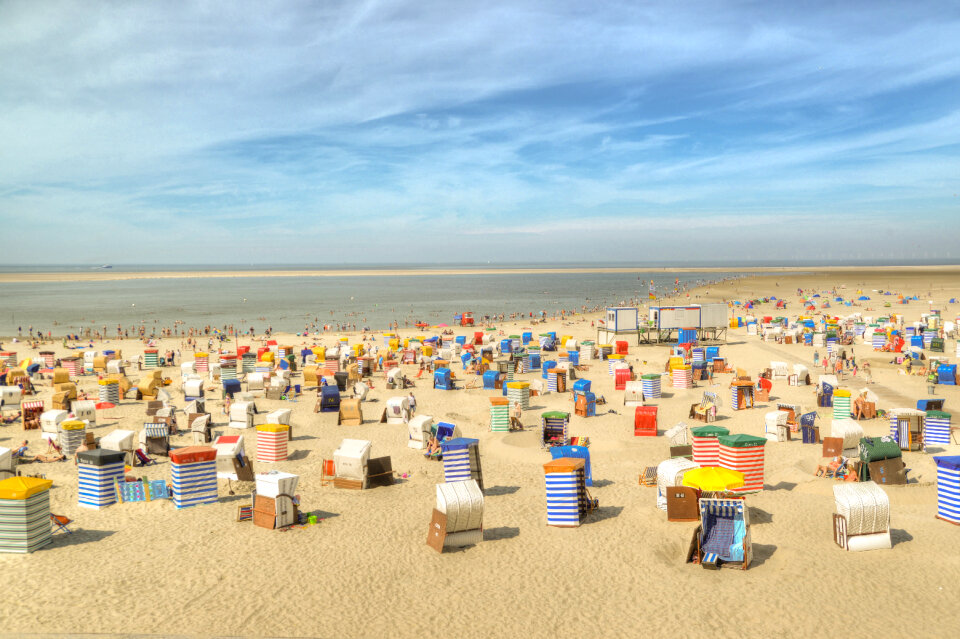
[691, 425, 729, 466]
[170, 447, 218, 509]
[256, 424, 289, 462]
[59, 419, 86, 457]
[77, 449, 125, 509]
[924, 411, 951, 447]
[546, 370, 559, 393]
[598, 344, 613, 360]
[872, 333, 886, 349]
[543, 458, 588, 527]
[220, 354, 237, 380]
[641, 374, 662, 399]
[144, 349, 159, 368]
[833, 389, 852, 420]
[242, 352, 256, 373]
[98, 378, 120, 404]
[0, 352, 16, 367]
[692, 348, 705, 363]
[719, 434, 766, 493]
[194, 353, 209, 373]
[607, 354, 624, 375]
[541, 411, 569, 448]
[673, 365, 692, 389]
[580, 343, 594, 360]
[441, 438, 482, 489]
[489, 398, 510, 432]
[61, 357, 81, 377]
[39, 351, 55, 368]
[507, 381, 530, 410]
[934, 456, 960, 525]
[0, 477, 53, 553]
[924, 331, 935, 349]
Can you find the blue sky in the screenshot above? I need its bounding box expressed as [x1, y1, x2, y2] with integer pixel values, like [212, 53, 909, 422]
[2, 0, 959, 264]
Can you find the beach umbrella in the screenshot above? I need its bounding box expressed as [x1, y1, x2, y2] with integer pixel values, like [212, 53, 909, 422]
[681, 466, 745, 491]
[436, 323, 449, 327]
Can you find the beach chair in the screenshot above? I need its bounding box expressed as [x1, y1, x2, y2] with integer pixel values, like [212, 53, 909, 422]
[50, 514, 73, 534]
[639, 466, 658, 487]
[134, 449, 155, 466]
[689, 392, 718, 423]
[697, 497, 752, 570]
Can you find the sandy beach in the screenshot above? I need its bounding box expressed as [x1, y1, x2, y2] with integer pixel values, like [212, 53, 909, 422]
[1, 267, 959, 638]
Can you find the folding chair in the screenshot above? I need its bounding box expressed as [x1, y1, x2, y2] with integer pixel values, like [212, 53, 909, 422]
[321, 459, 336, 486]
[50, 514, 73, 534]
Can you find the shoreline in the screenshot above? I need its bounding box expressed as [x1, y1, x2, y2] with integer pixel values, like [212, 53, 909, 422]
[1, 264, 959, 283]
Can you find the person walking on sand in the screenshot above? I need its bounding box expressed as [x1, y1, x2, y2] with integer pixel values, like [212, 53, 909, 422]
[407, 392, 416, 416]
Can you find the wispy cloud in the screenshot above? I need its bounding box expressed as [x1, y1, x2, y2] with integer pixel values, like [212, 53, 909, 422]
[1, 0, 959, 263]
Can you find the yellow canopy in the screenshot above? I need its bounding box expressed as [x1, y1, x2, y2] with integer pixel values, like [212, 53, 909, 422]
[681, 466, 745, 491]
[0, 476, 53, 500]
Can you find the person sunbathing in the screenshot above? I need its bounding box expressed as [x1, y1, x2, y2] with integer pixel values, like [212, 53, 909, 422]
[2, 411, 21, 425]
[423, 436, 442, 459]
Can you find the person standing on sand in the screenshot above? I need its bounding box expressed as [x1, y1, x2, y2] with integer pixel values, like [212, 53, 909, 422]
[407, 392, 416, 416]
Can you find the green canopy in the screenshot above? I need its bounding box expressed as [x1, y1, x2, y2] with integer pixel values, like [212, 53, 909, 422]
[718, 434, 767, 447]
[690, 425, 729, 438]
[542, 411, 570, 420]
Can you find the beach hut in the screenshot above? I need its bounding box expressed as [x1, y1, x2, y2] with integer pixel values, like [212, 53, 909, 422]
[574, 391, 596, 417]
[169, 446, 217, 509]
[543, 458, 591, 527]
[506, 381, 530, 410]
[337, 399, 363, 426]
[640, 373, 662, 400]
[623, 381, 643, 406]
[441, 438, 483, 489]
[550, 445, 593, 487]
[764, 411, 790, 442]
[634, 406, 658, 437]
[256, 424, 289, 462]
[489, 398, 509, 432]
[61, 357, 82, 378]
[40, 409, 67, 443]
[697, 497, 752, 569]
[0, 387, 20, 417]
[229, 401, 257, 429]
[541, 411, 569, 448]
[143, 349, 159, 368]
[730, 381, 754, 410]
[0, 477, 53, 553]
[934, 456, 960, 525]
[833, 482, 892, 551]
[831, 418, 865, 451]
[77, 449, 125, 510]
[408, 415, 434, 450]
[380, 397, 411, 425]
[924, 411, 952, 448]
[888, 408, 925, 451]
[429, 480, 484, 551]
[333, 439, 371, 489]
[691, 425, 729, 466]
[183, 378, 204, 401]
[255, 472, 299, 529]
[833, 389, 852, 419]
[718, 435, 766, 494]
[58, 419, 86, 457]
[318, 385, 340, 413]
[656, 457, 699, 511]
[433, 368, 453, 390]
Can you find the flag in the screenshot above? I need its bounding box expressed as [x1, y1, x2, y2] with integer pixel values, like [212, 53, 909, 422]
[648, 292, 656, 299]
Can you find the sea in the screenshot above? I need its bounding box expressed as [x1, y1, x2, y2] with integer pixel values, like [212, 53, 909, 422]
[0, 263, 752, 337]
